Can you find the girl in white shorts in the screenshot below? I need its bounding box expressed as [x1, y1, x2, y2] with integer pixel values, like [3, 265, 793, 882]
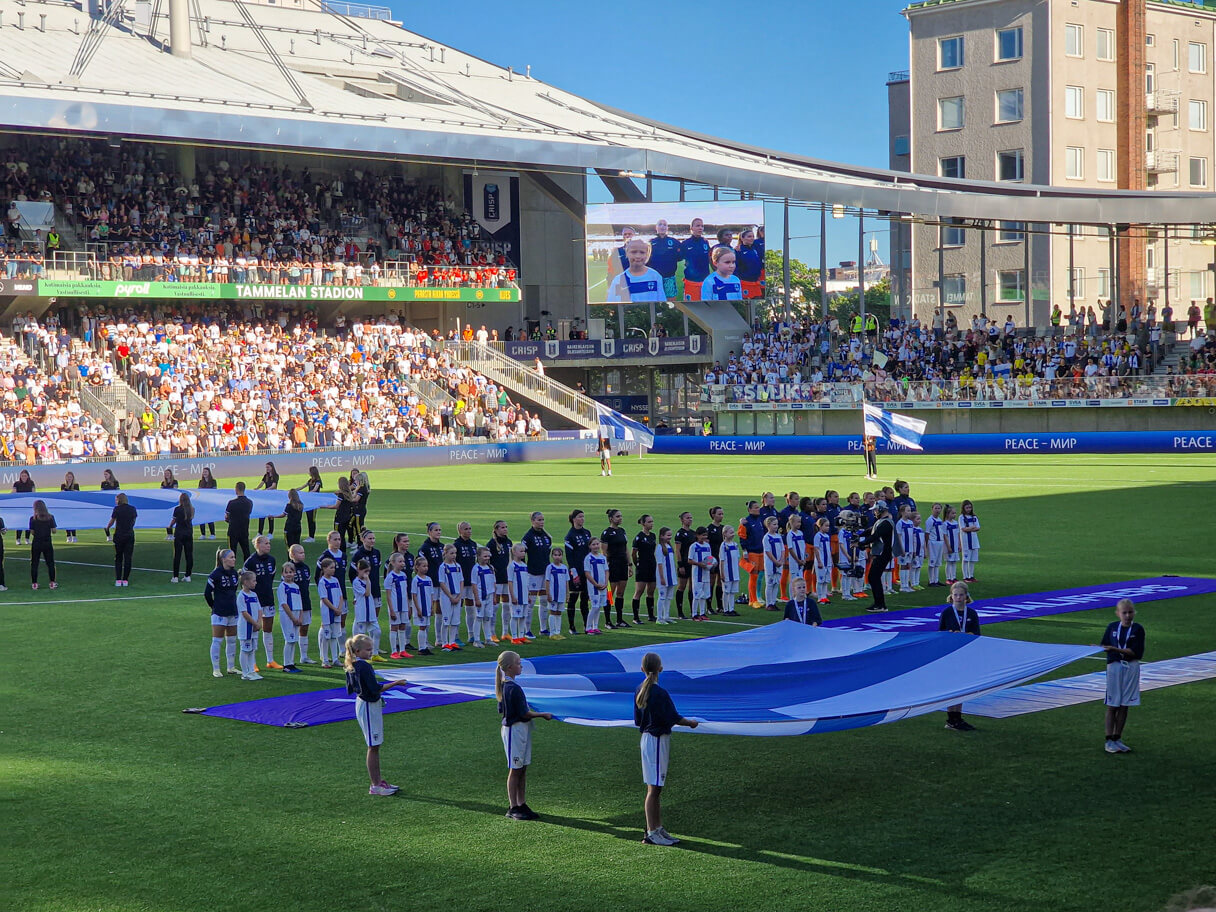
[344, 634, 408, 796]
[583, 538, 609, 634]
[634, 652, 698, 846]
[496, 650, 553, 820]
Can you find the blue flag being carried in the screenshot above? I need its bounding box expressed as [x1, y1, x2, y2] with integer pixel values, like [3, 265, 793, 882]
[596, 403, 654, 449]
[863, 402, 927, 451]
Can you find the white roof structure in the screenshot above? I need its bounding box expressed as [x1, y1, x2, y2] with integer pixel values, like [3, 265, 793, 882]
[1, 0, 1214, 225]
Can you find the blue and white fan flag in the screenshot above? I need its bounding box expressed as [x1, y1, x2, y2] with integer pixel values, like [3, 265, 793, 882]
[383, 622, 1095, 737]
[596, 403, 654, 449]
[863, 402, 927, 451]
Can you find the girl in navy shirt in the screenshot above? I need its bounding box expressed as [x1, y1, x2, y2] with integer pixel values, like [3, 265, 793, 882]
[1100, 598, 1146, 753]
[634, 652, 698, 846]
[344, 633, 408, 796]
[938, 581, 981, 732]
[496, 650, 552, 821]
[204, 548, 240, 676]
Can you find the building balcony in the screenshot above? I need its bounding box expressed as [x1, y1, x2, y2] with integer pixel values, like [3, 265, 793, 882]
[1146, 150, 1179, 174]
[1146, 92, 1179, 116]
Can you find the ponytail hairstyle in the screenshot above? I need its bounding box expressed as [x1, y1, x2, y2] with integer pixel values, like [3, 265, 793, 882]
[495, 650, 521, 701]
[287, 488, 303, 511]
[636, 652, 662, 709]
[343, 633, 372, 672]
[568, 508, 583, 525]
[179, 492, 195, 523]
[637, 514, 652, 526]
[606, 508, 621, 523]
[216, 548, 233, 570]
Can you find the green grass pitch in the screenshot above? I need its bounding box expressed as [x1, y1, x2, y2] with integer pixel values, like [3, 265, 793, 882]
[3, 453, 1216, 912]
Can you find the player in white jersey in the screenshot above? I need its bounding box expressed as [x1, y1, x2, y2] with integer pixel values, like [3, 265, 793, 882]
[689, 527, 714, 619]
[811, 518, 833, 604]
[276, 563, 305, 673]
[542, 548, 570, 640]
[438, 545, 464, 652]
[785, 513, 808, 603]
[583, 538, 609, 634]
[717, 525, 742, 614]
[910, 512, 927, 591]
[942, 505, 962, 585]
[383, 552, 413, 659]
[410, 555, 435, 655]
[836, 518, 863, 600]
[471, 547, 497, 649]
[761, 516, 786, 610]
[926, 503, 946, 587]
[654, 526, 677, 625]
[316, 557, 346, 668]
[237, 571, 263, 681]
[351, 560, 383, 659]
[507, 544, 531, 644]
[895, 507, 918, 594]
[960, 500, 981, 582]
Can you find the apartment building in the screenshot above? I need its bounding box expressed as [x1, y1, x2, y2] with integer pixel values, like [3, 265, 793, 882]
[889, 0, 1216, 326]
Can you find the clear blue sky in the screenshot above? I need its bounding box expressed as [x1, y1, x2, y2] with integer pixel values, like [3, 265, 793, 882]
[392, 1, 912, 266]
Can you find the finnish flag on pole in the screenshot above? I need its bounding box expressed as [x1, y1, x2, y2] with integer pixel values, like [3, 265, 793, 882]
[596, 403, 655, 449]
[863, 402, 927, 451]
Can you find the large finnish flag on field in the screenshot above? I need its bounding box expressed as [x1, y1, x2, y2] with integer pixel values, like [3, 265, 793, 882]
[383, 622, 1095, 736]
[596, 403, 654, 449]
[0, 489, 336, 532]
[863, 402, 927, 450]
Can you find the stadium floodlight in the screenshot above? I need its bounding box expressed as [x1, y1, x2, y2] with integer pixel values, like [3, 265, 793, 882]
[1200, 231, 1216, 246]
[617, 170, 646, 179]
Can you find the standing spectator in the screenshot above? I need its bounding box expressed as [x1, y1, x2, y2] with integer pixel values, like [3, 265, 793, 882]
[256, 462, 280, 538]
[281, 489, 305, 549]
[28, 499, 57, 590]
[197, 467, 218, 540]
[11, 469, 35, 545]
[106, 493, 139, 587]
[160, 469, 180, 540]
[305, 467, 323, 543]
[225, 481, 254, 561]
[169, 492, 195, 583]
[60, 471, 80, 543]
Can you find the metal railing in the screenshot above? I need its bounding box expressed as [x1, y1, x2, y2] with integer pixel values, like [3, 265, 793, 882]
[450, 341, 601, 429]
[77, 383, 120, 434]
[701, 374, 1216, 406]
[409, 375, 457, 413]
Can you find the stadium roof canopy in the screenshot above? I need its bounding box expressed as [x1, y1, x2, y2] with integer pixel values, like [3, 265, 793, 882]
[0, 0, 1213, 225]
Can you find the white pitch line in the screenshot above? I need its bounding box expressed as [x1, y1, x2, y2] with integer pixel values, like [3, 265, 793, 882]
[0, 593, 185, 607]
[54, 560, 177, 575]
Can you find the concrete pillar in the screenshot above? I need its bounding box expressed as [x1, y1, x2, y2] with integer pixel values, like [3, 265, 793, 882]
[169, 0, 191, 58]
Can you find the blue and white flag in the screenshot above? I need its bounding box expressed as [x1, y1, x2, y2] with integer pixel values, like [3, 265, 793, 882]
[596, 403, 654, 449]
[863, 402, 927, 450]
[382, 622, 1095, 737]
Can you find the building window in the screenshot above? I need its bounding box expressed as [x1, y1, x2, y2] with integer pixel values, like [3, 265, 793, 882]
[1190, 99, 1208, 131]
[998, 149, 1025, 181]
[1096, 28, 1115, 61]
[1096, 89, 1115, 122]
[997, 221, 1025, 243]
[1069, 268, 1085, 300]
[1097, 149, 1115, 182]
[941, 274, 967, 305]
[939, 96, 964, 130]
[996, 88, 1024, 123]
[1097, 268, 1111, 298]
[1174, 38, 1180, 70]
[1065, 23, 1083, 58]
[1189, 42, 1207, 74]
[1190, 156, 1207, 187]
[1065, 85, 1084, 119]
[939, 155, 966, 179]
[1065, 146, 1085, 180]
[940, 36, 964, 70]
[998, 269, 1026, 302]
[996, 26, 1023, 61]
[941, 217, 966, 247]
[1190, 271, 1209, 299]
[894, 135, 910, 156]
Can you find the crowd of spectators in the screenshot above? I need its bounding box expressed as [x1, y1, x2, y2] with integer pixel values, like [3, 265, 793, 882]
[3, 303, 544, 463]
[703, 309, 1216, 402]
[2, 138, 517, 288]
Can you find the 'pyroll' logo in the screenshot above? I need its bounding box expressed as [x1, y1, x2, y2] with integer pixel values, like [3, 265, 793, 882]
[116, 282, 151, 297]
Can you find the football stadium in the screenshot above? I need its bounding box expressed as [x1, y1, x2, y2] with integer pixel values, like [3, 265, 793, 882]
[1, 1, 1215, 910]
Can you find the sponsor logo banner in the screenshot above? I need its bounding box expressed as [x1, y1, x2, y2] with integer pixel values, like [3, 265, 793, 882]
[32, 280, 519, 303]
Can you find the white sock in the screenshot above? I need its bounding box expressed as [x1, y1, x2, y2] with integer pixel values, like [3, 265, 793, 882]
[298, 636, 310, 661]
[403, 623, 413, 648]
[334, 625, 346, 662]
[465, 605, 476, 639]
[226, 636, 238, 670]
[417, 625, 428, 650]
[241, 648, 255, 675]
[318, 628, 330, 663]
[262, 630, 275, 664]
[284, 639, 296, 667]
[210, 637, 223, 671]
[549, 612, 562, 636]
